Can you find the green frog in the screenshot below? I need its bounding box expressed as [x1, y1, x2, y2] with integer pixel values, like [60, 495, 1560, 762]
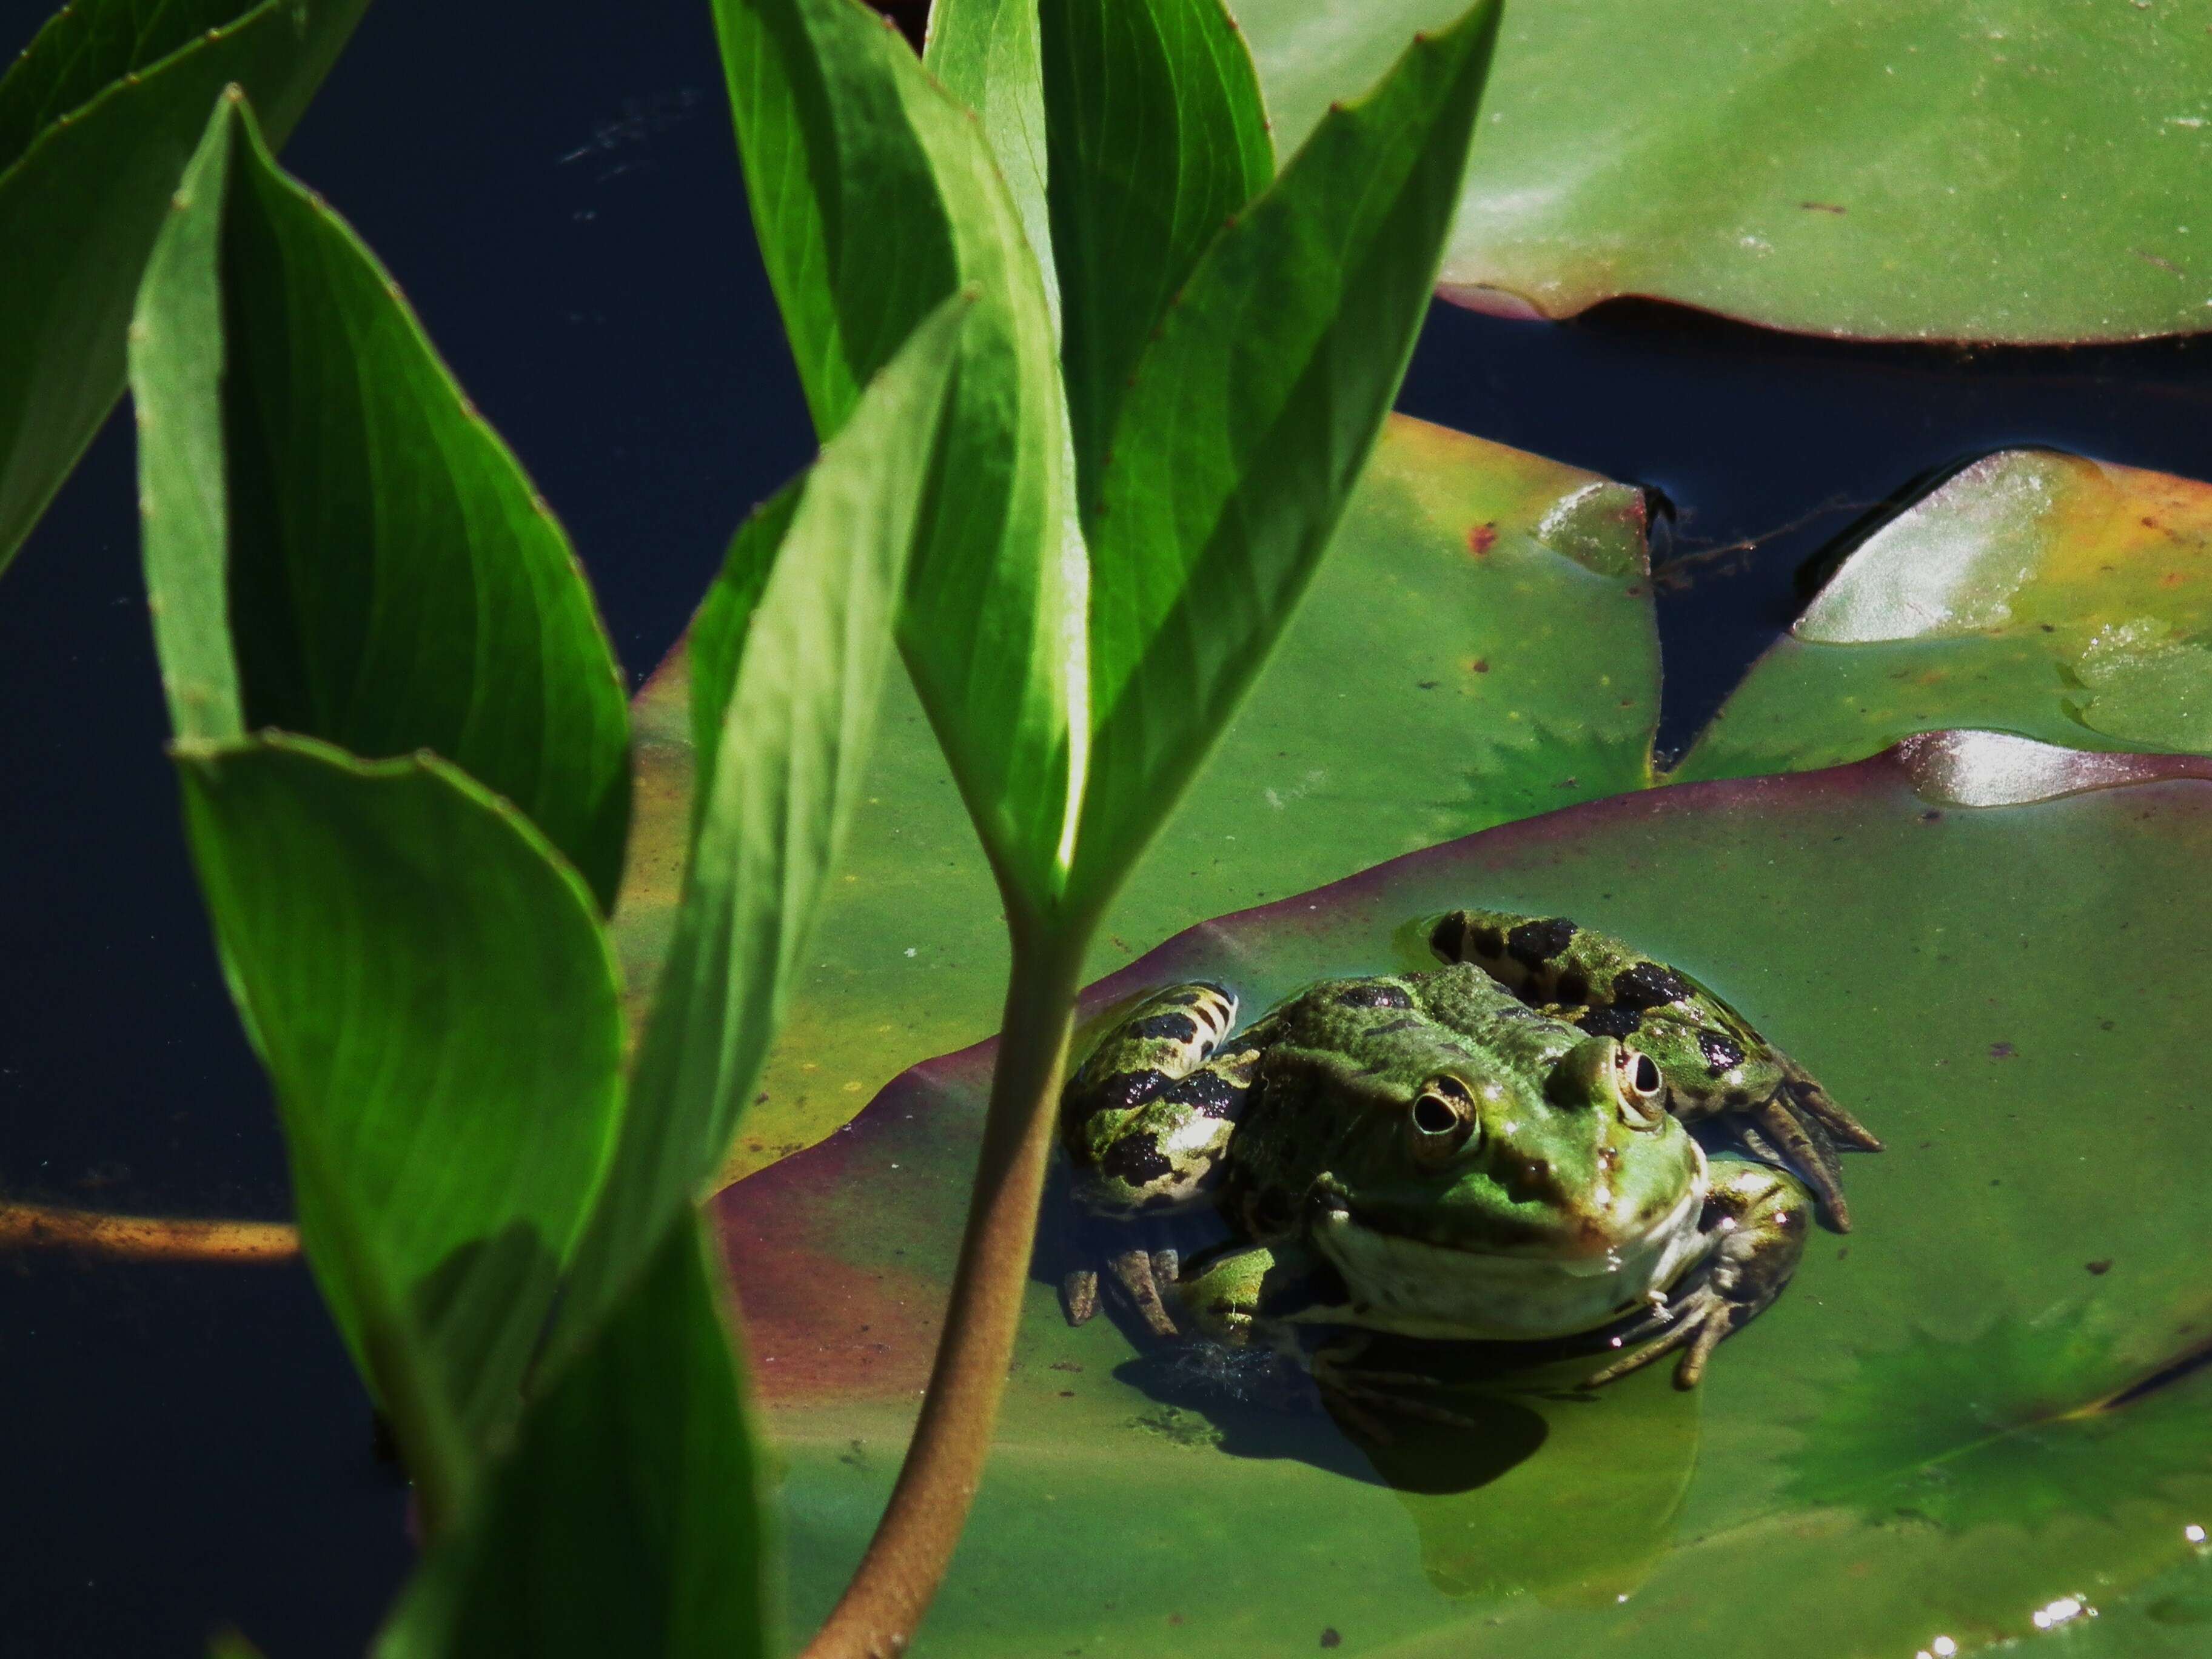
[1057, 909, 1879, 1424]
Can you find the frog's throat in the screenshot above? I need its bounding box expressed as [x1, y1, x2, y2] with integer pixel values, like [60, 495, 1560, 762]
[1305, 1156, 1712, 1344]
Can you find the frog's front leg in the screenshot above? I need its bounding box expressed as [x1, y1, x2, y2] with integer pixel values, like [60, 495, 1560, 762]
[1586, 1156, 1811, 1389]
[1060, 982, 1258, 1333]
[1432, 908, 1880, 1229]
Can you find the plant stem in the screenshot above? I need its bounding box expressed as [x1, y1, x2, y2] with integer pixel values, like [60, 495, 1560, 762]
[801, 921, 1085, 1659]
[0, 1201, 299, 1261]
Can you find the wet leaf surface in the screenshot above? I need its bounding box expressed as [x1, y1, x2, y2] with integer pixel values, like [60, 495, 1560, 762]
[714, 737, 2212, 1657]
[1679, 451, 2212, 784]
[1228, 0, 2212, 344]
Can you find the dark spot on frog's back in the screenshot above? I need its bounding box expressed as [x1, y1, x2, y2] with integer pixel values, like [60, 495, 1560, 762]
[1507, 917, 1578, 968]
[1164, 1069, 1247, 1120]
[1081, 1067, 1170, 1118]
[1697, 1030, 1746, 1076]
[1576, 1004, 1643, 1038]
[1611, 962, 1690, 1010]
[1432, 913, 1503, 961]
[1130, 1012, 1200, 1044]
[1335, 983, 1412, 1010]
[1101, 1132, 1175, 1187]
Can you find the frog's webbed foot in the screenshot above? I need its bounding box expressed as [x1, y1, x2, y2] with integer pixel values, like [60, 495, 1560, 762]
[1585, 1158, 1811, 1390]
[1061, 1248, 1183, 1337]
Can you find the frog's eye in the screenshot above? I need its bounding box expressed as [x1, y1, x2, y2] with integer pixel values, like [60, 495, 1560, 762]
[1616, 1047, 1666, 1129]
[1409, 1076, 1479, 1159]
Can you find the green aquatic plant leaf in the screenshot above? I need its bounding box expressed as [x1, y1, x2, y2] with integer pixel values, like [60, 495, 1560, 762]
[1677, 450, 2212, 783]
[558, 298, 967, 1345]
[1231, 0, 2212, 344]
[129, 93, 632, 907]
[1039, 0, 1273, 503]
[175, 735, 624, 1525]
[0, 0, 367, 575]
[714, 734, 2212, 1657]
[1065, 2, 1499, 914]
[0, 0, 250, 160]
[685, 481, 799, 828]
[717, 0, 1081, 914]
[920, 0, 1056, 327]
[377, 1213, 773, 1659]
[608, 415, 1657, 1183]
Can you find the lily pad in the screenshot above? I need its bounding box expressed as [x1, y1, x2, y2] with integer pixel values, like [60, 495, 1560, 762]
[614, 414, 1657, 1180]
[1228, 0, 2212, 343]
[1677, 450, 2212, 783]
[714, 733, 2212, 1657]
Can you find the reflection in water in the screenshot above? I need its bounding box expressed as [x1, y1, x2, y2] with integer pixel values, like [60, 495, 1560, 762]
[1108, 1326, 1703, 1606]
[1369, 1358, 1700, 1607]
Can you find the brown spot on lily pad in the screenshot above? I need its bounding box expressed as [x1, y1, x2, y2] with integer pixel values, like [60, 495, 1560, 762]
[1467, 522, 1498, 555]
[1989, 1041, 2017, 1059]
[1321, 1631, 1342, 1650]
[2088, 1258, 2114, 1275]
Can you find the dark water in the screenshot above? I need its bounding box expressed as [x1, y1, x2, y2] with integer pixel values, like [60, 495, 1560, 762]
[4, 0, 2211, 1652]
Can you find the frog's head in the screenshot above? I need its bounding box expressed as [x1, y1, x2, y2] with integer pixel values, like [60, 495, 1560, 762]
[1309, 1035, 1709, 1341]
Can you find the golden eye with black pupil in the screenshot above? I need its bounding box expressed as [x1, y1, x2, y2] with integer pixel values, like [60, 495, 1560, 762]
[1408, 1076, 1478, 1162]
[1615, 1047, 1665, 1129]
[1412, 1094, 1460, 1134]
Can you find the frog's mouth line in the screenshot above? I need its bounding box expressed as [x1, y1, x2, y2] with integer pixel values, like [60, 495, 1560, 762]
[1307, 1174, 1710, 1343]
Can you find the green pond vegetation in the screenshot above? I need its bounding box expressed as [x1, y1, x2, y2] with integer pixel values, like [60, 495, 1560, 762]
[4, 0, 2212, 1654]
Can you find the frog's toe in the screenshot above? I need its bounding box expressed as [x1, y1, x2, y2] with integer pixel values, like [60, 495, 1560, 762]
[1786, 1066, 1883, 1152]
[1107, 1246, 1181, 1338]
[1584, 1284, 1735, 1390]
[1061, 1267, 1101, 1327]
[1748, 1092, 1852, 1231]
